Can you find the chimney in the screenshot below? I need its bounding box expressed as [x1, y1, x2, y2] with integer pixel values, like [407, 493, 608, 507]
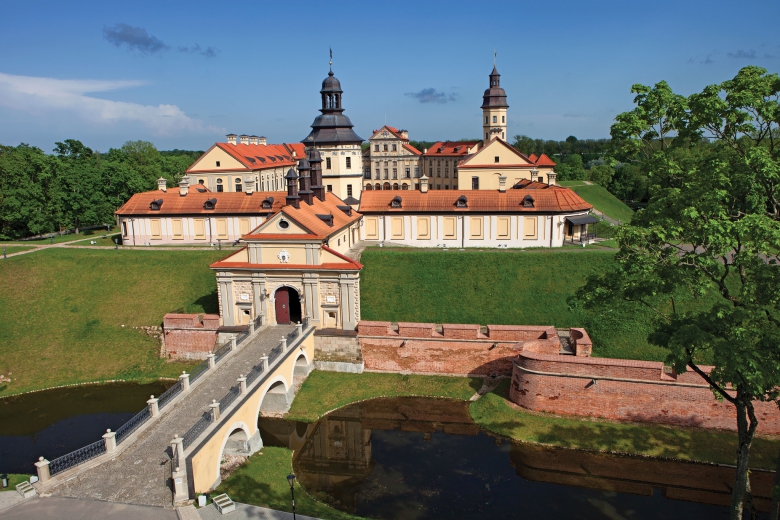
[157, 177, 167, 192]
[249, 135, 259, 145]
[547, 170, 557, 186]
[530, 168, 539, 183]
[298, 158, 314, 205]
[498, 175, 507, 193]
[179, 176, 190, 196]
[257, 136, 267, 146]
[239, 134, 250, 145]
[308, 149, 326, 201]
[400, 129, 409, 139]
[226, 134, 237, 145]
[285, 168, 300, 209]
[420, 175, 429, 193]
[244, 176, 254, 195]
[423, 148, 428, 153]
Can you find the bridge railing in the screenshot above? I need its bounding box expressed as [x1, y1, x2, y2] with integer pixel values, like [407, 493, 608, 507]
[33, 319, 267, 483]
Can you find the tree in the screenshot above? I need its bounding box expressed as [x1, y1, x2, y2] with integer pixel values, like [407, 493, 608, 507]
[575, 66, 780, 520]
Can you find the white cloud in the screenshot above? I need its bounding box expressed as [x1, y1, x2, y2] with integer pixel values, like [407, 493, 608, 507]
[0, 72, 222, 135]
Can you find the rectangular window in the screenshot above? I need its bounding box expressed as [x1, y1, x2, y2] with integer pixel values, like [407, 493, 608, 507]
[193, 219, 206, 239]
[523, 217, 538, 239]
[171, 219, 183, 239]
[216, 161, 220, 167]
[384, 169, 388, 179]
[391, 217, 404, 240]
[383, 144, 388, 151]
[327, 185, 333, 192]
[150, 219, 162, 239]
[405, 168, 410, 178]
[236, 183, 242, 192]
[347, 185, 353, 197]
[416, 217, 430, 239]
[365, 217, 379, 240]
[502, 115, 505, 123]
[493, 115, 497, 123]
[494, 156, 500, 163]
[216, 184, 224, 192]
[392, 168, 397, 179]
[326, 157, 332, 169]
[216, 218, 228, 239]
[374, 144, 379, 151]
[472, 177, 479, 190]
[346, 157, 351, 168]
[239, 218, 250, 236]
[443, 217, 457, 239]
[485, 116, 488, 124]
[122, 221, 128, 237]
[497, 217, 510, 239]
[469, 217, 484, 239]
[375, 169, 380, 179]
[392, 144, 397, 151]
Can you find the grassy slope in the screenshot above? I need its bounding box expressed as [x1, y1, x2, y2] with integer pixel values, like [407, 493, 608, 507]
[0, 229, 117, 245]
[559, 181, 634, 223]
[471, 380, 780, 470]
[360, 248, 671, 361]
[213, 447, 365, 520]
[286, 371, 480, 422]
[0, 248, 226, 396]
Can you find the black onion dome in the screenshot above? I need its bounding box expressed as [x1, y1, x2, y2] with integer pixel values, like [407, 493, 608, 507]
[321, 71, 342, 93]
[285, 168, 298, 179]
[481, 65, 509, 109]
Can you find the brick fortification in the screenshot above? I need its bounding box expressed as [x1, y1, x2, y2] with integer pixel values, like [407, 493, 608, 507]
[352, 320, 780, 434]
[162, 313, 220, 359]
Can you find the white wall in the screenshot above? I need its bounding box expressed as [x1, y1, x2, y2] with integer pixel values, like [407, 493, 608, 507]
[119, 215, 267, 245]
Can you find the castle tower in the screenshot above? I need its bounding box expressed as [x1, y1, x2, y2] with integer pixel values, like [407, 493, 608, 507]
[481, 62, 509, 142]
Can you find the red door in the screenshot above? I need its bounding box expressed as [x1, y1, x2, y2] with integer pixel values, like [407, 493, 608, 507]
[275, 289, 290, 324]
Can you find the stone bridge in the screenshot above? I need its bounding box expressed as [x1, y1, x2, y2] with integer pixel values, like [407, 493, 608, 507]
[33, 321, 315, 507]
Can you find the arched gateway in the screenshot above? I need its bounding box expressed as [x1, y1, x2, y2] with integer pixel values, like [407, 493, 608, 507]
[274, 287, 301, 324]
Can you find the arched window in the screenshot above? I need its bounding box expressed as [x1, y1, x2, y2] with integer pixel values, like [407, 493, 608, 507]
[393, 183, 399, 190]
[375, 183, 381, 190]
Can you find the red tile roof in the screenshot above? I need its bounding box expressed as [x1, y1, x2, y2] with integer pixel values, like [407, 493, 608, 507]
[115, 190, 285, 216]
[242, 233, 324, 241]
[421, 141, 480, 157]
[402, 143, 422, 155]
[278, 193, 363, 237]
[357, 188, 591, 214]
[187, 142, 301, 173]
[534, 153, 557, 166]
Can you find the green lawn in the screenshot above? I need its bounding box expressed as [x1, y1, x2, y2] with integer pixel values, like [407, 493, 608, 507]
[212, 447, 365, 520]
[2, 474, 32, 490]
[471, 380, 780, 470]
[286, 370, 480, 422]
[0, 248, 226, 396]
[1, 228, 117, 245]
[559, 181, 634, 223]
[360, 249, 673, 361]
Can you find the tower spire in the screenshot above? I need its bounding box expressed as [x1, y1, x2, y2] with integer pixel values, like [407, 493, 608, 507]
[329, 47, 333, 73]
[494, 49, 496, 66]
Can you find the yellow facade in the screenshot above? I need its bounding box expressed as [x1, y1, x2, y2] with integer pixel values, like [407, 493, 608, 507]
[457, 139, 556, 190]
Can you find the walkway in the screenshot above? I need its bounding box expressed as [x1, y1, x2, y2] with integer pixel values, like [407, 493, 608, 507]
[0, 496, 177, 520]
[47, 324, 295, 508]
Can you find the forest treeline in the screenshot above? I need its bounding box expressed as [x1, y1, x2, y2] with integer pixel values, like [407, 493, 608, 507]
[0, 140, 201, 239]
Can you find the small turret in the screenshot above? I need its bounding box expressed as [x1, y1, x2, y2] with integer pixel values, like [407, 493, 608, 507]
[285, 168, 300, 209]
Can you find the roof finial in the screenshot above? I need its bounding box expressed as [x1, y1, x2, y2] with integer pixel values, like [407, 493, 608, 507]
[494, 49, 497, 66]
[329, 47, 333, 72]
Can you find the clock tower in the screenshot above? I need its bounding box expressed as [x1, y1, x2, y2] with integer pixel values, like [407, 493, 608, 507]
[481, 62, 509, 142]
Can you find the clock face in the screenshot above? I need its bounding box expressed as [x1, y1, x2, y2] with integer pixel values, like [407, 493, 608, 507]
[277, 250, 290, 263]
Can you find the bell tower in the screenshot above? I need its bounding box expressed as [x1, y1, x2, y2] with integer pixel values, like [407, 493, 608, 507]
[481, 53, 509, 142]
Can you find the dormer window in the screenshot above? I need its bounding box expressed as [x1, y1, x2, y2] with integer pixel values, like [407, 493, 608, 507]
[390, 196, 402, 208]
[455, 195, 468, 208]
[149, 199, 163, 211]
[204, 198, 217, 210]
[316, 214, 334, 227]
[522, 195, 535, 208]
[261, 197, 275, 210]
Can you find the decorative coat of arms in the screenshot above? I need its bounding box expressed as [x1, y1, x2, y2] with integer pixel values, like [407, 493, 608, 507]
[277, 250, 290, 263]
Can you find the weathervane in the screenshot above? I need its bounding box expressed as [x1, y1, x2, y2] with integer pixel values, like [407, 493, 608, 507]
[494, 49, 497, 66]
[329, 47, 333, 72]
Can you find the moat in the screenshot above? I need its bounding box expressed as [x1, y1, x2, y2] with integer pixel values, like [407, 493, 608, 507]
[260, 397, 771, 520]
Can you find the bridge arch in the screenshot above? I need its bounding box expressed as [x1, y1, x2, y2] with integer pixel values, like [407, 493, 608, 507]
[256, 375, 293, 415]
[214, 420, 261, 486]
[292, 350, 311, 380]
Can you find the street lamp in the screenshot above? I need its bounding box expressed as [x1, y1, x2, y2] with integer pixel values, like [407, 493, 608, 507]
[287, 473, 297, 519]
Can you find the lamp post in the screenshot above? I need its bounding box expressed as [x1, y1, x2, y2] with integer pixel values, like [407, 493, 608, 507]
[287, 473, 296, 519]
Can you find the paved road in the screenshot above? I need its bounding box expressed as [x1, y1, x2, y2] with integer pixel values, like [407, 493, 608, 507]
[0, 496, 177, 520]
[47, 324, 294, 508]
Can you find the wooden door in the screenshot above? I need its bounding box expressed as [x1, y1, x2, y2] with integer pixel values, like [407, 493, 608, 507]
[275, 289, 290, 324]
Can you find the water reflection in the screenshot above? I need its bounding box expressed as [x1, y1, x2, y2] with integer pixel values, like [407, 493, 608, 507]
[259, 397, 772, 519]
[0, 382, 170, 474]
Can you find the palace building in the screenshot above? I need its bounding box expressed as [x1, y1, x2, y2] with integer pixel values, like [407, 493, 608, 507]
[361, 126, 422, 191]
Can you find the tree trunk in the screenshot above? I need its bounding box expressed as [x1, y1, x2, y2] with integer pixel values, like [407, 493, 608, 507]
[770, 449, 780, 520]
[731, 396, 758, 520]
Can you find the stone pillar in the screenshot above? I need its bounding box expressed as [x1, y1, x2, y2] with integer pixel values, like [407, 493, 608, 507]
[147, 395, 160, 418]
[207, 353, 215, 369]
[35, 457, 50, 484]
[341, 275, 357, 331]
[231, 335, 237, 350]
[238, 375, 247, 395]
[280, 337, 287, 351]
[209, 399, 220, 422]
[172, 466, 189, 504]
[296, 322, 303, 337]
[249, 320, 255, 335]
[170, 435, 184, 465]
[261, 356, 269, 371]
[103, 429, 117, 453]
[179, 371, 190, 391]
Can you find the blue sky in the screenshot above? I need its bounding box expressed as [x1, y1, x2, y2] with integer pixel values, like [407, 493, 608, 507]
[1, 0, 778, 152]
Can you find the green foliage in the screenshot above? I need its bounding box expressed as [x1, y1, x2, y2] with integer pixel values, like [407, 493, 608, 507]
[511, 134, 612, 163]
[0, 140, 198, 239]
[578, 66, 780, 517]
[286, 371, 480, 422]
[470, 381, 780, 469]
[360, 248, 671, 361]
[213, 446, 364, 520]
[0, 248, 225, 396]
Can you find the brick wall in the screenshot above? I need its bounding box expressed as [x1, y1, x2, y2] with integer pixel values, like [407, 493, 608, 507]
[162, 313, 219, 360]
[509, 351, 780, 434]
